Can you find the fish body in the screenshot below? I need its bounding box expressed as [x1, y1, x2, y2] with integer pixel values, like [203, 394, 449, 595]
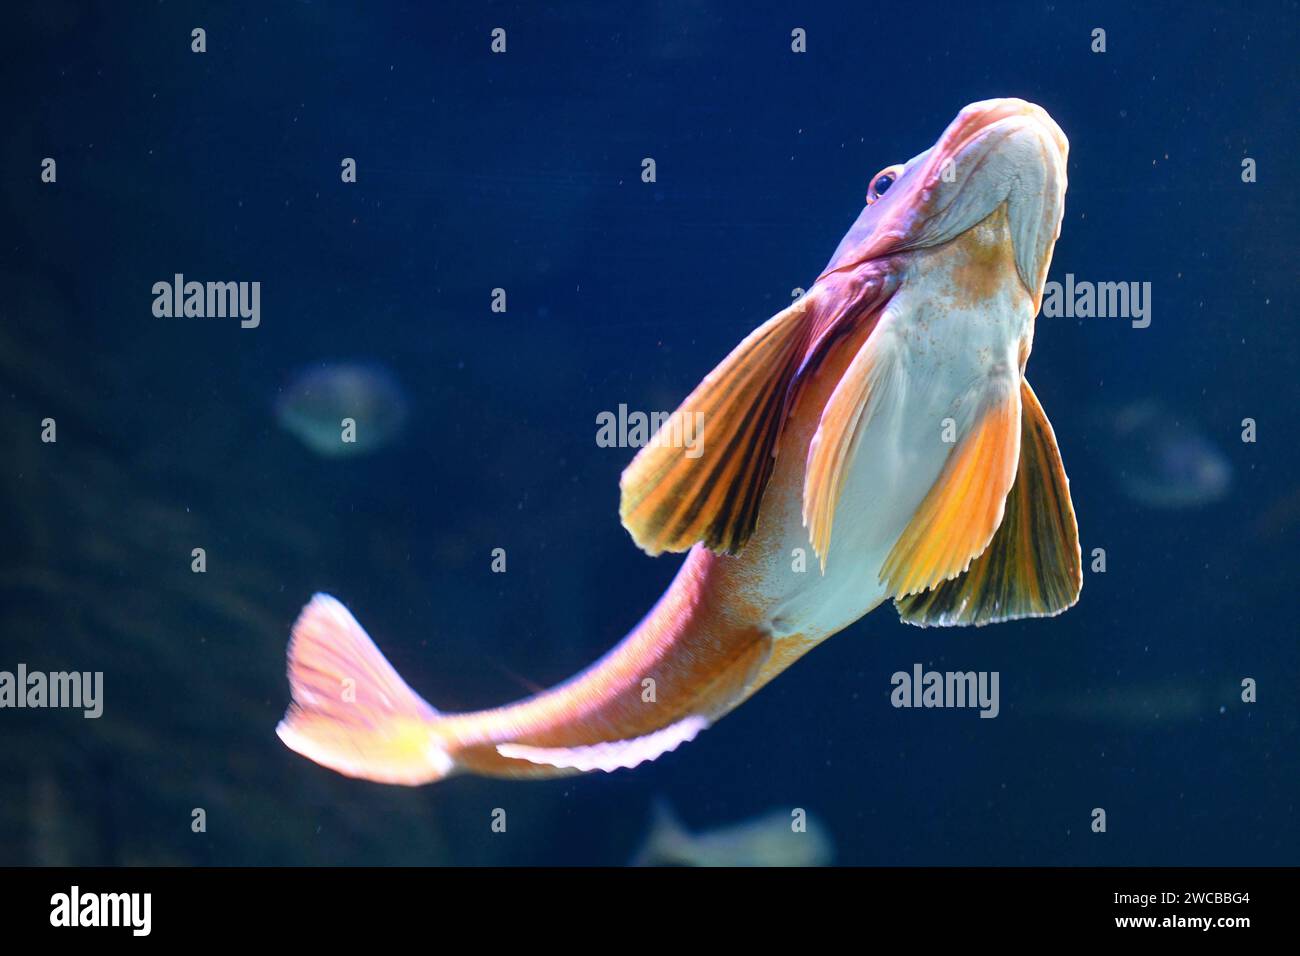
[275, 362, 407, 457]
[1100, 400, 1231, 508]
[633, 802, 833, 867]
[1028, 677, 1244, 727]
[277, 99, 1081, 785]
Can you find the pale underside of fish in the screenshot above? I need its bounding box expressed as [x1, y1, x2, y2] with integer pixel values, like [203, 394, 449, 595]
[276, 98, 1082, 785]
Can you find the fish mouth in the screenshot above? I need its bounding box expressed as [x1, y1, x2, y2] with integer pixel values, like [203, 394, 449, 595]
[922, 99, 1069, 296]
[937, 99, 1069, 176]
[821, 98, 1069, 303]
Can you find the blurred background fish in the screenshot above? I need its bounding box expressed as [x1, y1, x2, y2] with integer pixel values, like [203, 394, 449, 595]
[275, 362, 408, 458]
[633, 801, 834, 867]
[1095, 400, 1231, 509]
[1023, 677, 1245, 727]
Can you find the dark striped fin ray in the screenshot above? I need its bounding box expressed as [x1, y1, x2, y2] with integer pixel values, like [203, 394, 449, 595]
[619, 268, 892, 556]
[895, 378, 1082, 626]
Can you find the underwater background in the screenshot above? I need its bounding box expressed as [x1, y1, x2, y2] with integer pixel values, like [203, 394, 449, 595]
[1, 1, 1296, 865]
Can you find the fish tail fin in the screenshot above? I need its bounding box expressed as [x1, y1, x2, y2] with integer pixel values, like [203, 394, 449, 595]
[276, 594, 455, 785]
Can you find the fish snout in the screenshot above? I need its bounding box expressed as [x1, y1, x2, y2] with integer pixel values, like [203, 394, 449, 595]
[949, 98, 1068, 164]
[921, 98, 1070, 303]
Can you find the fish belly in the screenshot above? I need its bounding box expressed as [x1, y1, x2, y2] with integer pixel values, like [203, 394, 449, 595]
[739, 252, 1032, 648]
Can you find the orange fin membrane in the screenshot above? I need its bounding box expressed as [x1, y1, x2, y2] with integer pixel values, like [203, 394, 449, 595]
[619, 296, 814, 556]
[276, 594, 453, 785]
[896, 379, 1081, 626]
[881, 374, 1023, 598]
[802, 317, 901, 571]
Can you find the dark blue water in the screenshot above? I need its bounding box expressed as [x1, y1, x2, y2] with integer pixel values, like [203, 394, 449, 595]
[1, 2, 1295, 865]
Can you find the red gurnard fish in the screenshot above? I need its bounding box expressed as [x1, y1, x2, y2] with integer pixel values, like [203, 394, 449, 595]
[277, 98, 1081, 784]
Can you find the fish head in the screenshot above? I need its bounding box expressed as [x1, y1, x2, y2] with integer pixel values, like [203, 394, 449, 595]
[821, 98, 1069, 311]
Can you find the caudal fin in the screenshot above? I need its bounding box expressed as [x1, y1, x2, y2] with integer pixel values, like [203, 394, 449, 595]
[276, 594, 454, 785]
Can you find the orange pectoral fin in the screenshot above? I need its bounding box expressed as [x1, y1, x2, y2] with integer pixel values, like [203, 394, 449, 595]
[619, 295, 816, 556]
[802, 315, 899, 570]
[895, 378, 1081, 626]
[881, 375, 1022, 598]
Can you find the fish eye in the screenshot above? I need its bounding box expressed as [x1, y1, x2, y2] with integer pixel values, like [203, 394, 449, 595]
[866, 164, 904, 205]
